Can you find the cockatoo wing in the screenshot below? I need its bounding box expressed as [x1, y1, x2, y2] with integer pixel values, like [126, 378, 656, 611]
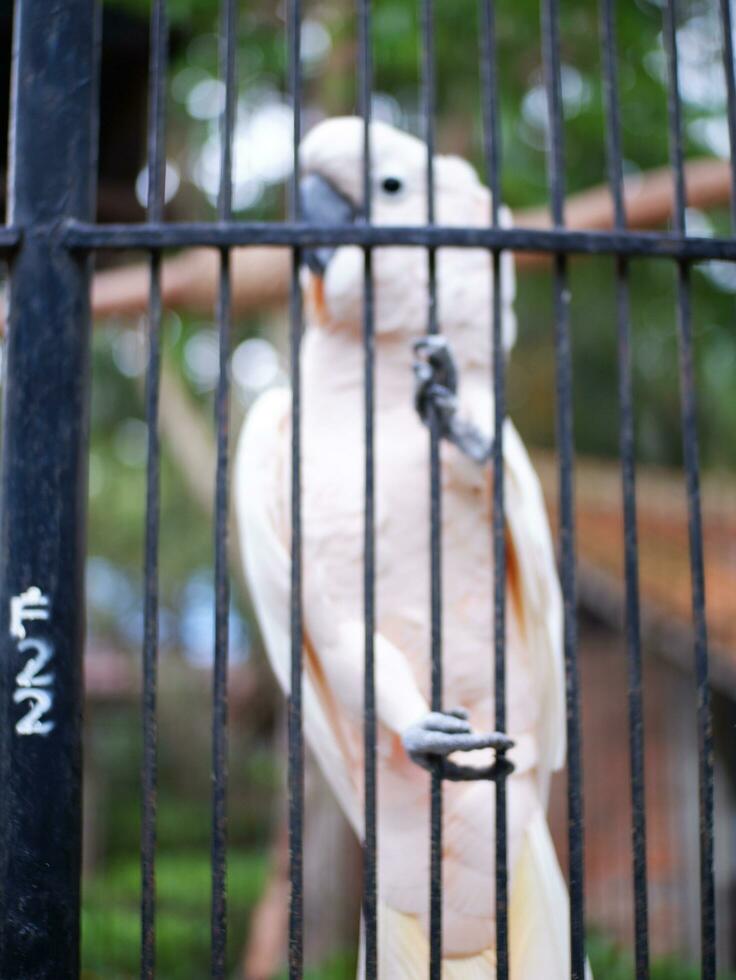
[459, 382, 565, 794]
[503, 419, 566, 780]
[234, 387, 362, 832]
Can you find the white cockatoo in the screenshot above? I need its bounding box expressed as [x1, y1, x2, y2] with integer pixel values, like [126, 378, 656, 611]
[235, 118, 571, 978]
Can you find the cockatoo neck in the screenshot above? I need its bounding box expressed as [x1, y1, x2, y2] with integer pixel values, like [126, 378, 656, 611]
[302, 324, 409, 412]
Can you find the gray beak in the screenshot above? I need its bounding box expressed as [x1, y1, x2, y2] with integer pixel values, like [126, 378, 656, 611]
[299, 174, 357, 275]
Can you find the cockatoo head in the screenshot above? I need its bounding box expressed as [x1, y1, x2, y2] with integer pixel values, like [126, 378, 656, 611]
[299, 117, 516, 357]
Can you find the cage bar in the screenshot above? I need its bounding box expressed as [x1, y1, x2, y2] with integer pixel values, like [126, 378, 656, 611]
[477, 1, 511, 977]
[140, 3, 169, 975]
[287, 0, 305, 976]
[718, 0, 736, 231]
[210, 0, 237, 974]
[357, 0, 379, 975]
[0, 1, 100, 976]
[418, 0, 446, 975]
[62, 220, 736, 261]
[662, 3, 716, 976]
[598, 1, 650, 976]
[539, 1, 586, 977]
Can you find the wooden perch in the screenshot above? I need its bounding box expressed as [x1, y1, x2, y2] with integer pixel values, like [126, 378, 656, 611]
[0, 157, 730, 333]
[91, 246, 291, 320]
[515, 157, 732, 232]
[515, 157, 733, 268]
[88, 157, 733, 321]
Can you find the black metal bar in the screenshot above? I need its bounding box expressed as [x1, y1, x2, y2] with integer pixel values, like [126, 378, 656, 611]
[662, 4, 716, 976]
[146, 1, 168, 229]
[478, 2, 510, 977]
[673, 265, 716, 979]
[718, 0, 736, 231]
[357, 0, 378, 976]
[0, 1, 100, 977]
[287, 1, 305, 976]
[420, 0, 444, 975]
[540, 1, 585, 977]
[600, 0, 625, 232]
[662, 3, 686, 239]
[599, 1, 650, 976]
[210, 0, 237, 975]
[427, 411, 444, 980]
[421, 0, 437, 235]
[141, 2, 168, 976]
[541, 0, 565, 230]
[62, 219, 736, 261]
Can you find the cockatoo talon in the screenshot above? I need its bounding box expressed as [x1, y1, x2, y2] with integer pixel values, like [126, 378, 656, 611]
[412, 336, 494, 465]
[441, 755, 516, 782]
[413, 335, 459, 425]
[402, 709, 514, 774]
[412, 335, 458, 391]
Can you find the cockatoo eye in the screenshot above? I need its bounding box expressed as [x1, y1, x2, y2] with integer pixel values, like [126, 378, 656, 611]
[380, 176, 403, 195]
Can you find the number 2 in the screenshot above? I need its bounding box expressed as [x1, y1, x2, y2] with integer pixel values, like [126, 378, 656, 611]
[15, 637, 54, 688]
[14, 688, 55, 736]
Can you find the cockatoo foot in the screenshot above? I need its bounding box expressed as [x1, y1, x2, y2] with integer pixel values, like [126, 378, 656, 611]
[402, 708, 514, 779]
[412, 336, 493, 464]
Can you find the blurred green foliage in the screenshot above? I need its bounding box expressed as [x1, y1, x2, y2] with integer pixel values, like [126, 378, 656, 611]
[82, 662, 279, 977]
[586, 930, 736, 980]
[88, 323, 210, 591]
[82, 851, 267, 979]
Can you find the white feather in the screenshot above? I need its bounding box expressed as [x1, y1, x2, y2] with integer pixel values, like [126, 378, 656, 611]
[234, 387, 363, 833]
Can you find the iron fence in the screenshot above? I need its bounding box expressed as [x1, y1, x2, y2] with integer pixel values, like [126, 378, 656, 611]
[0, 0, 727, 978]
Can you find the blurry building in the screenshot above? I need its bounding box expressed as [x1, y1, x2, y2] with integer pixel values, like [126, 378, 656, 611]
[541, 454, 736, 969]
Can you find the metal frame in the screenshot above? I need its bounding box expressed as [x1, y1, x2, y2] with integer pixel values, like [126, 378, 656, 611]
[0, 0, 725, 977]
[57, 220, 736, 258]
[0, 1, 100, 977]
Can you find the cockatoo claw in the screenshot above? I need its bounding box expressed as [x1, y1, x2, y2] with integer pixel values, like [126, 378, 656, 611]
[413, 340, 458, 428]
[402, 709, 514, 777]
[412, 336, 494, 464]
[413, 336, 459, 395]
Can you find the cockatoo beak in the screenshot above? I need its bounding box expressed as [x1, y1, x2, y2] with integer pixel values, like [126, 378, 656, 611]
[299, 173, 358, 275]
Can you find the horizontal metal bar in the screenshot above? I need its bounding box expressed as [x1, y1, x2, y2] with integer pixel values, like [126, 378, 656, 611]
[0, 227, 22, 253]
[62, 219, 736, 261]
